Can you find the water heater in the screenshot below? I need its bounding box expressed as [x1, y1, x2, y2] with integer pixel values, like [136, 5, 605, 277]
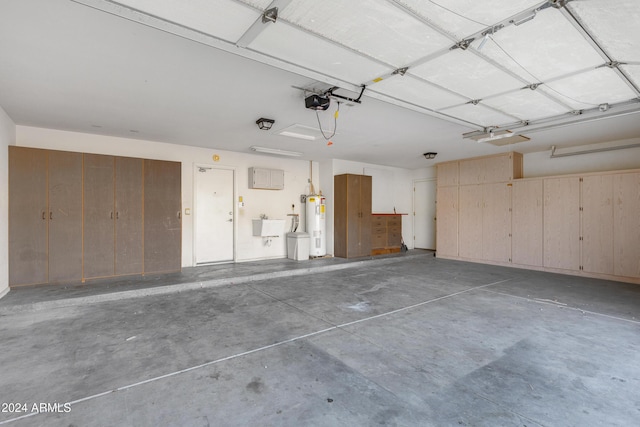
[306, 195, 327, 257]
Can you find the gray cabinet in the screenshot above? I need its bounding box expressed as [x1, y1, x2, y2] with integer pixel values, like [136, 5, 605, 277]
[8, 147, 82, 285]
[144, 159, 182, 273]
[83, 154, 143, 279]
[248, 167, 284, 190]
[9, 147, 179, 286]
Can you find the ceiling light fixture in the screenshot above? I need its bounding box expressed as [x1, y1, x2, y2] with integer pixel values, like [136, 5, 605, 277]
[510, 12, 537, 26]
[464, 129, 516, 142]
[250, 146, 302, 157]
[423, 152, 437, 160]
[256, 118, 275, 130]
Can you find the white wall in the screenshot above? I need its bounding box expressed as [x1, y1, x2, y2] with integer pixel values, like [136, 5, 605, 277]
[523, 138, 640, 178]
[16, 126, 317, 266]
[0, 107, 16, 299]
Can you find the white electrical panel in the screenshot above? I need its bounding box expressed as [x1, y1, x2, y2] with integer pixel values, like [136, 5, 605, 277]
[248, 167, 284, 190]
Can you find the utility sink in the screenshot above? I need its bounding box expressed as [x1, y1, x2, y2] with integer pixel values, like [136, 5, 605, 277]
[252, 219, 285, 237]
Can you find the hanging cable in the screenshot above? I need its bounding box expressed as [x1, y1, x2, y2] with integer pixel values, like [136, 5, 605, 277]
[315, 101, 340, 140]
[426, 0, 490, 26]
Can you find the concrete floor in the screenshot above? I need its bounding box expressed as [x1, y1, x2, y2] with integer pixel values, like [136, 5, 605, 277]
[0, 251, 639, 426]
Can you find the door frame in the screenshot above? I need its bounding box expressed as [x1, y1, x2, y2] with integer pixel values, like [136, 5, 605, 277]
[192, 163, 237, 265]
[412, 178, 437, 250]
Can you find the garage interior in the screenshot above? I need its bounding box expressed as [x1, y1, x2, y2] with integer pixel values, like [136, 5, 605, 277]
[1, 0, 640, 426]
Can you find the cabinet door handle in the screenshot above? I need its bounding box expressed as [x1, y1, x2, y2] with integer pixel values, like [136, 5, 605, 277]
[42, 211, 46, 220]
[116, 211, 119, 220]
[50, 212, 53, 220]
[178, 211, 182, 220]
[111, 212, 114, 219]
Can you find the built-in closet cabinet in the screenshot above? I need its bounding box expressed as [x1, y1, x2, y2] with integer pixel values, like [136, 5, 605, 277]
[334, 174, 372, 258]
[436, 153, 640, 283]
[582, 175, 614, 275]
[144, 159, 182, 273]
[9, 147, 181, 287]
[9, 147, 83, 285]
[482, 182, 512, 263]
[543, 177, 581, 271]
[511, 180, 543, 267]
[435, 185, 458, 257]
[83, 154, 143, 279]
[614, 172, 640, 278]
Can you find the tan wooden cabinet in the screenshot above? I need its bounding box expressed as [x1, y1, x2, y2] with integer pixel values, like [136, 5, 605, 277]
[459, 152, 523, 185]
[9, 147, 83, 285]
[435, 185, 458, 257]
[9, 147, 181, 286]
[370, 214, 402, 255]
[83, 154, 144, 279]
[511, 180, 543, 267]
[613, 172, 640, 278]
[458, 185, 483, 259]
[334, 174, 372, 258]
[582, 175, 614, 275]
[436, 161, 459, 187]
[144, 159, 182, 273]
[543, 177, 581, 271]
[482, 182, 512, 263]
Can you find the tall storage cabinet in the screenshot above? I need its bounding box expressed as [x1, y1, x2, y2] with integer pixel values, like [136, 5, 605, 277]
[144, 159, 182, 273]
[83, 154, 144, 279]
[334, 174, 372, 258]
[9, 147, 48, 285]
[9, 147, 181, 287]
[8, 147, 83, 285]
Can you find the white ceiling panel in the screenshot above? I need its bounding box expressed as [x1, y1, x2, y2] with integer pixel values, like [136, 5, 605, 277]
[248, 23, 392, 85]
[483, 88, 570, 121]
[620, 65, 640, 92]
[411, 49, 524, 99]
[393, 0, 542, 40]
[479, 7, 604, 82]
[439, 103, 516, 127]
[371, 75, 467, 110]
[540, 68, 638, 110]
[570, 0, 640, 63]
[235, 0, 272, 9]
[279, 0, 452, 67]
[116, 0, 259, 43]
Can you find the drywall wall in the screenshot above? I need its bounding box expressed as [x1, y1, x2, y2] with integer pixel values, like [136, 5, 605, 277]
[16, 126, 317, 266]
[332, 159, 415, 249]
[0, 107, 15, 299]
[523, 138, 640, 178]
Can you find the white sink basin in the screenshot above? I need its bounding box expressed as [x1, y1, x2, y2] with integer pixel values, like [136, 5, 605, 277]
[252, 219, 285, 236]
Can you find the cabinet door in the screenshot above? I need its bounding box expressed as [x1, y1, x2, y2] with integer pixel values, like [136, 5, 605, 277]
[48, 150, 83, 282]
[459, 159, 484, 185]
[582, 175, 614, 275]
[512, 180, 543, 267]
[458, 185, 483, 259]
[83, 154, 115, 279]
[333, 174, 348, 258]
[436, 162, 458, 187]
[613, 172, 640, 278]
[144, 159, 182, 273]
[544, 177, 580, 270]
[346, 174, 362, 257]
[482, 183, 511, 263]
[8, 147, 48, 285]
[436, 186, 458, 257]
[115, 157, 144, 275]
[359, 175, 372, 256]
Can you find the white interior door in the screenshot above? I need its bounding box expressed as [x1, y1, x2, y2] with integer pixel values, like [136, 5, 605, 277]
[195, 166, 234, 264]
[413, 179, 436, 250]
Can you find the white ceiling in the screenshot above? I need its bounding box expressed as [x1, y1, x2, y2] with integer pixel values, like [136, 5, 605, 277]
[1, 0, 639, 169]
